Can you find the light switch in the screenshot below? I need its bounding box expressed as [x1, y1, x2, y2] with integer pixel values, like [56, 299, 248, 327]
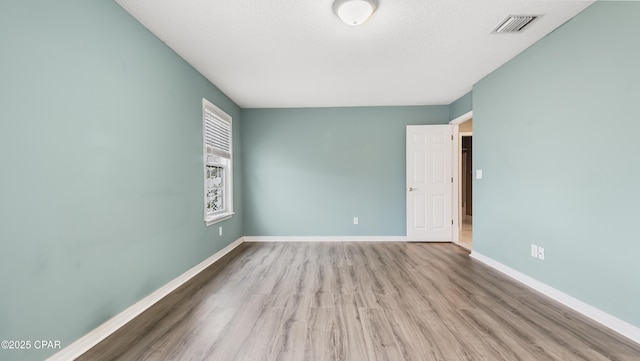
[476, 169, 483, 179]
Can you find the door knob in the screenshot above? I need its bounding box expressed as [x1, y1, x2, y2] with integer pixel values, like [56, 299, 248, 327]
[408, 187, 416, 191]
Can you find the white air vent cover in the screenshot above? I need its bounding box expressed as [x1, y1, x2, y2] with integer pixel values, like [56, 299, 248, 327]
[493, 15, 539, 33]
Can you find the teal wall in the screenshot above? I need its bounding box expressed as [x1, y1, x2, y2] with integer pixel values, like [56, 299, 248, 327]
[0, 1, 242, 360]
[242, 106, 449, 236]
[473, 1, 640, 327]
[449, 91, 473, 120]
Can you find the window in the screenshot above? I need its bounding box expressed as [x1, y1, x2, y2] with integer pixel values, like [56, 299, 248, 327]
[203, 98, 233, 225]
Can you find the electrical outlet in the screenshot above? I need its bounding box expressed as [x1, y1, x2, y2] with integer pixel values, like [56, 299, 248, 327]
[218, 226, 222, 237]
[538, 247, 545, 260]
[476, 169, 483, 179]
[353, 217, 359, 225]
[531, 244, 538, 258]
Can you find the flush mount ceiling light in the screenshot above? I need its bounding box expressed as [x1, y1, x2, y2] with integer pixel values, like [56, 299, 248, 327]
[333, 0, 378, 26]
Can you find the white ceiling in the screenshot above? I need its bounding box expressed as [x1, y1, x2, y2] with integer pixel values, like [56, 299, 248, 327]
[116, 0, 594, 108]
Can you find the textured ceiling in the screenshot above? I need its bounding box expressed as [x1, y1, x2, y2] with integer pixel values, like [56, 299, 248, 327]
[116, 0, 594, 108]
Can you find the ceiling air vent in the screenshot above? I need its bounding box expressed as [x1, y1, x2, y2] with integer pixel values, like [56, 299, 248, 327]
[492, 15, 539, 34]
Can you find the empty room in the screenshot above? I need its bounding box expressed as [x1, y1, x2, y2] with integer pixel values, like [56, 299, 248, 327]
[2, 0, 640, 360]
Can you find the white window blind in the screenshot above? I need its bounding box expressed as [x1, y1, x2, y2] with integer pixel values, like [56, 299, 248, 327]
[202, 98, 233, 226]
[204, 106, 231, 159]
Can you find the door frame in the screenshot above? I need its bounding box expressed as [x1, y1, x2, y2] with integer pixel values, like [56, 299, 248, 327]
[449, 111, 473, 245]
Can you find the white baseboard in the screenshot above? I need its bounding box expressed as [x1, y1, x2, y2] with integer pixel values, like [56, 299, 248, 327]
[46, 237, 245, 361]
[470, 251, 640, 345]
[243, 236, 408, 242]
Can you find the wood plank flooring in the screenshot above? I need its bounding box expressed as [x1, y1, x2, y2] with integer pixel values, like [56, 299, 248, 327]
[78, 242, 640, 361]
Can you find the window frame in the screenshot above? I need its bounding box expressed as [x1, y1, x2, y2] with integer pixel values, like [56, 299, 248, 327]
[202, 98, 234, 226]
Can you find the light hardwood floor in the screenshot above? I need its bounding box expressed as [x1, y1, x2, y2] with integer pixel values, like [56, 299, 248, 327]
[79, 242, 640, 361]
[459, 218, 472, 250]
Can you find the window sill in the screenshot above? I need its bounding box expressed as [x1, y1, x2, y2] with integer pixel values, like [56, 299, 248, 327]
[205, 212, 234, 226]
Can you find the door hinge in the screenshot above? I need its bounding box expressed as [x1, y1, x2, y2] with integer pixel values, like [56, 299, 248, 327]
[451, 135, 454, 141]
[451, 177, 453, 183]
[451, 220, 454, 225]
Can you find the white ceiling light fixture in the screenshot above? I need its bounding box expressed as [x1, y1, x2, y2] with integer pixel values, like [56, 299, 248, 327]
[333, 0, 378, 26]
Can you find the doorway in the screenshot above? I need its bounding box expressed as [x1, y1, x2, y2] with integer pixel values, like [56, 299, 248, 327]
[459, 129, 473, 249]
[449, 111, 473, 250]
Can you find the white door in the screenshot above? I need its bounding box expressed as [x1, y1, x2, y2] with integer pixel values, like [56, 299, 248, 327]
[406, 125, 452, 241]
